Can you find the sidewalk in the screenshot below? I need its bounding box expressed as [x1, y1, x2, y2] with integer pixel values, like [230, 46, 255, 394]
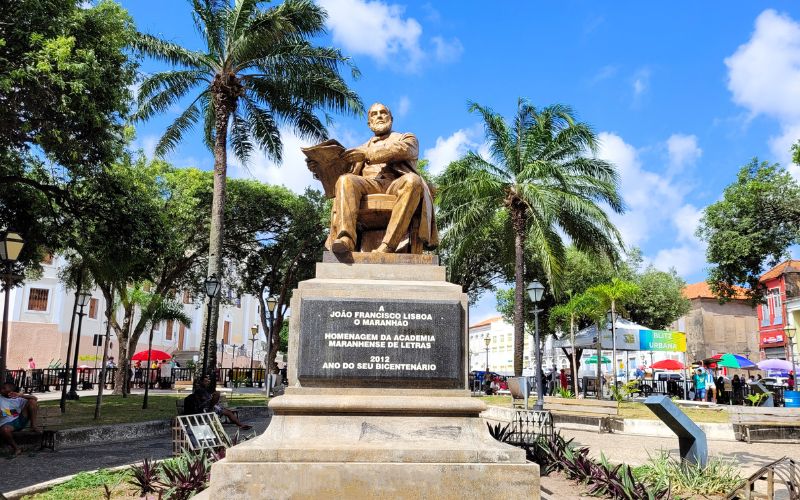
[29, 386, 268, 402]
[0, 415, 270, 495]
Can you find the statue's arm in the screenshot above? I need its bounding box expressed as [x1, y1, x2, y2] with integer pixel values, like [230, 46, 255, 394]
[368, 133, 419, 164]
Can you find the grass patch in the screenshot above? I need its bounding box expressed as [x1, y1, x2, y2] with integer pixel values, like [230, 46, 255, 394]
[39, 393, 268, 430]
[22, 469, 137, 500]
[478, 396, 731, 423]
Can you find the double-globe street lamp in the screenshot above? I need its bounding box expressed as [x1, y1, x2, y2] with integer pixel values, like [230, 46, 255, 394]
[265, 295, 277, 397]
[526, 280, 545, 410]
[0, 231, 25, 381]
[201, 274, 222, 384]
[66, 291, 92, 400]
[483, 333, 491, 391]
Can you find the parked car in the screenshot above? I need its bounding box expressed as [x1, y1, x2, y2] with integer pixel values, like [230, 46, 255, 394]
[761, 377, 788, 387]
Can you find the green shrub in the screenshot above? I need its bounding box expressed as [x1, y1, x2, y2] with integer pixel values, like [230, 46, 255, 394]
[633, 450, 742, 497]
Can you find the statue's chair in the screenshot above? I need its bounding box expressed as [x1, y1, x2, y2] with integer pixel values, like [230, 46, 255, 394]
[329, 194, 422, 253]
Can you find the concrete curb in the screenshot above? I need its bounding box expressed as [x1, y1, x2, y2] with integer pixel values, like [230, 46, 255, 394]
[56, 419, 171, 449]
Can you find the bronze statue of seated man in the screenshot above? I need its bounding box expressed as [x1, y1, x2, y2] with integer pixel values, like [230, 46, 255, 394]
[305, 103, 437, 254]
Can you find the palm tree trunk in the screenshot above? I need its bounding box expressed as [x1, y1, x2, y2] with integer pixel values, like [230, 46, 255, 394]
[198, 98, 230, 391]
[512, 208, 526, 377]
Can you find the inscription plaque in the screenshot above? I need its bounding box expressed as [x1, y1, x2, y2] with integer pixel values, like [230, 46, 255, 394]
[297, 297, 464, 388]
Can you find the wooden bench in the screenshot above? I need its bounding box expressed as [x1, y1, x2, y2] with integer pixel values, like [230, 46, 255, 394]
[11, 405, 62, 450]
[541, 397, 619, 433]
[729, 406, 800, 443]
[174, 379, 193, 393]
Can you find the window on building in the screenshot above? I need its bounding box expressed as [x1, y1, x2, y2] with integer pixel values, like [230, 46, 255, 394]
[88, 298, 99, 319]
[182, 290, 192, 304]
[761, 303, 770, 327]
[223, 321, 231, 344]
[165, 319, 174, 341]
[27, 288, 49, 311]
[772, 288, 782, 324]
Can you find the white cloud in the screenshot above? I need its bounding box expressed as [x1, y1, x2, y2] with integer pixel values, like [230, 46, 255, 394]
[317, 0, 461, 71]
[422, 126, 482, 175]
[726, 9, 800, 175]
[227, 129, 318, 194]
[666, 134, 702, 171]
[596, 132, 706, 277]
[396, 96, 411, 117]
[317, 0, 424, 71]
[632, 68, 650, 97]
[431, 36, 463, 63]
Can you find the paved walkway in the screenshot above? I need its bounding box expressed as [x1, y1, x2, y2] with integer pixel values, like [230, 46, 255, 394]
[0, 415, 270, 495]
[28, 386, 268, 402]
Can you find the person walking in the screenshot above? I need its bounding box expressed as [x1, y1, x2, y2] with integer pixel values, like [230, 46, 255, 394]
[705, 366, 717, 403]
[559, 369, 568, 391]
[693, 368, 706, 401]
[788, 372, 795, 391]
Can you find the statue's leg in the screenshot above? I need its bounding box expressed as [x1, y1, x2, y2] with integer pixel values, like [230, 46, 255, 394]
[382, 173, 423, 251]
[333, 174, 381, 252]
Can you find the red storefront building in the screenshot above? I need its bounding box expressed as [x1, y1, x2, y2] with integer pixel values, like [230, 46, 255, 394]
[757, 260, 800, 360]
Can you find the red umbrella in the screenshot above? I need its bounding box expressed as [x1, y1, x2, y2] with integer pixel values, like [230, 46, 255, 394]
[131, 350, 172, 361]
[651, 359, 685, 370]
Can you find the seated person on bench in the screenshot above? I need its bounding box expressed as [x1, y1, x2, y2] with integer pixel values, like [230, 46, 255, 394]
[184, 377, 251, 430]
[1, 383, 41, 457]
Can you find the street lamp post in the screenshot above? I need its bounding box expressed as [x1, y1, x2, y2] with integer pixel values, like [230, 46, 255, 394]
[201, 274, 221, 383]
[0, 231, 24, 381]
[67, 291, 92, 400]
[265, 296, 277, 397]
[249, 324, 258, 384]
[483, 333, 491, 380]
[526, 280, 545, 410]
[784, 324, 797, 376]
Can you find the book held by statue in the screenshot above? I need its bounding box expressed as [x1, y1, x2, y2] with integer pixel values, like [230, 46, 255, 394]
[302, 139, 350, 198]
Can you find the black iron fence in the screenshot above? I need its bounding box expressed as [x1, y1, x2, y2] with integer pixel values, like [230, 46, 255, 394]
[2, 366, 271, 393]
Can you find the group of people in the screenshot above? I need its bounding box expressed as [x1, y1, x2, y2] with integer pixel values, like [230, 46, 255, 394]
[477, 367, 571, 396]
[132, 359, 177, 389]
[693, 367, 795, 404]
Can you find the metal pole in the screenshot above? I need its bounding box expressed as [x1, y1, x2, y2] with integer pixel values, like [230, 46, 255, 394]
[67, 304, 87, 399]
[534, 306, 544, 410]
[0, 263, 11, 381]
[683, 350, 689, 400]
[250, 336, 256, 385]
[596, 332, 602, 400]
[485, 345, 489, 373]
[95, 288, 114, 420]
[266, 311, 274, 397]
[142, 323, 155, 410]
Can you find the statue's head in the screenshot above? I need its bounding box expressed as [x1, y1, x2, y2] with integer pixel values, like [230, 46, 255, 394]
[367, 103, 393, 136]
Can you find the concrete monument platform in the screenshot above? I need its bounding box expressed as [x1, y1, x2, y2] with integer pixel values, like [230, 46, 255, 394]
[200, 257, 538, 499]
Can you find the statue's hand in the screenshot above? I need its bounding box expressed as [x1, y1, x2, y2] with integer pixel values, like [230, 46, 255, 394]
[342, 147, 367, 164]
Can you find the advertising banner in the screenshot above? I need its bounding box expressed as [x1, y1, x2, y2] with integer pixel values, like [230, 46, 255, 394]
[639, 330, 686, 352]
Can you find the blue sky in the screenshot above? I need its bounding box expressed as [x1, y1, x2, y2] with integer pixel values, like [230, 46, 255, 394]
[120, 1, 800, 323]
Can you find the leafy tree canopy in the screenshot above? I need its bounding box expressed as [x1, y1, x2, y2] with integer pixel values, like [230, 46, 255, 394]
[697, 159, 800, 303]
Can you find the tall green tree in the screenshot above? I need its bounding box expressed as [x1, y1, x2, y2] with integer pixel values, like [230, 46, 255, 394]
[438, 100, 624, 375]
[549, 292, 601, 395]
[627, 266, 690, 329]
[587, 278, 640, 374]
[133, 0, 363, 381]
[697, 159, 800, 303]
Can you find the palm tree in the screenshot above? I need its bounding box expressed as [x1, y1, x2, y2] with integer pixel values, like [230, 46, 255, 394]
[438, 100, 624, 376]
[587, 277, 640, 384]
[549, 291, 601, 395]
[141, 294, 192, 409]
[133, 0, 363, 380]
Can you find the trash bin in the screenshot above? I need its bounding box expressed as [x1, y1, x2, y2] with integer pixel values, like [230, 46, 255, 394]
[785, 390, 800, 408]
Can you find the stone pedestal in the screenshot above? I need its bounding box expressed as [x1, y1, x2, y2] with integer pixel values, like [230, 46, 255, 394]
[200, 256, 538, 499]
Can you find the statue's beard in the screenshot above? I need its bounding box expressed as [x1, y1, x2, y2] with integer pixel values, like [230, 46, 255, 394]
[369, 121, 392, 136]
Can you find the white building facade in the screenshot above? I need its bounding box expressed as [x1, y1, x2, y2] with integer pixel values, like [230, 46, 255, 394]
[1, 255, 266, 370]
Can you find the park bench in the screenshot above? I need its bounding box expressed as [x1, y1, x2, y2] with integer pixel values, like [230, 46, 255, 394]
[11, 405, 61, 450]
[728, 406, 800, 443]
[174, 379, 193, 393]
[542, 397, 619, 433]
[175, 392, 239, 424]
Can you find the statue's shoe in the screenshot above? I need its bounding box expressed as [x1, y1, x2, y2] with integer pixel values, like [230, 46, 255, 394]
[331, 237, 354, 254]
[371, 243, 392, 253]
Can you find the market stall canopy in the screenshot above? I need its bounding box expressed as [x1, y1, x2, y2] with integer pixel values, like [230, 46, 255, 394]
[716, 354, 757, 369]
[131, 350, 172, 361]
[553, 318, 686, 353]
[585, 355, 611, 364]
[651, 359, 685, 370]
[757, 359, 793, 372]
